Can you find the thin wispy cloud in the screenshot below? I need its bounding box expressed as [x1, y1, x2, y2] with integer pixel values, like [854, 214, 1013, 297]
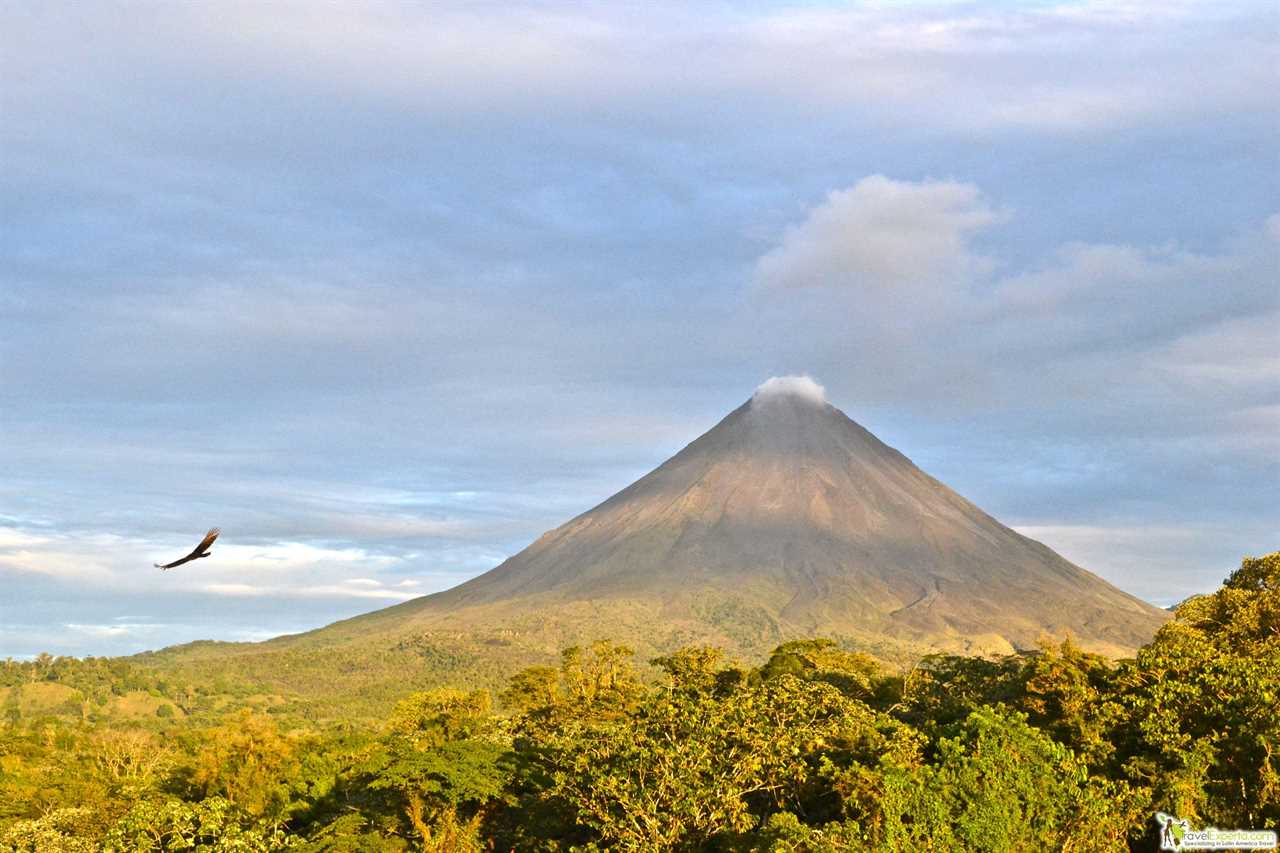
[10, 1, 1263, 133]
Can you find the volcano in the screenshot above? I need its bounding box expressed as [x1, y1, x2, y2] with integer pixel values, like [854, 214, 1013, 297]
[153, 379, 1168, 706]
[344, 377, 1167, 660]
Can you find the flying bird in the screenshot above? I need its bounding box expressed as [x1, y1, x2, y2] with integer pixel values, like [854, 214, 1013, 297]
[155, 528, 220, 570]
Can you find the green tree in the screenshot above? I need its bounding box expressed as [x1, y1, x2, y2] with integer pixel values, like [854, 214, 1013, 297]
[362, 689, 507, 850]
[559, 641, 642, 712]
[384, 689, 494, 750]
[1115, 551, 1280, 828]
[541, 674, 916, 849]
[651, 646, 726, 694]
[0, 807, 98, 853]
[1015, 637, 1121, 768]
[192, 711, 300, 819]
[758, 639, 881, 701]
[497, 666, 560, 713]
[897, 653, 1023, 734]
[102, 797, 299, 852]
[868, 707, 1141, 852]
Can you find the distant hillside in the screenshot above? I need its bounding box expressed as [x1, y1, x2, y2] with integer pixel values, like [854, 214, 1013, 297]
[147, 383, 1169, 713]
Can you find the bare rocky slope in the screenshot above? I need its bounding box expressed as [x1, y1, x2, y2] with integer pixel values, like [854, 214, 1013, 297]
[150, 384, 1169, 708]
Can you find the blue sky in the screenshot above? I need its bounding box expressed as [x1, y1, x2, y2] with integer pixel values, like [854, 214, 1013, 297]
[2, 0, 1277, 657]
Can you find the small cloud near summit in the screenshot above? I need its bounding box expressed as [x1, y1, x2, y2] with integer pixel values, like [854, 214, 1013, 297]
[753, 375, 827, 406]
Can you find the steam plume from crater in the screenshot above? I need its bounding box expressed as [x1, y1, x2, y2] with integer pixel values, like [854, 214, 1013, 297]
[752, 375, 827, 406]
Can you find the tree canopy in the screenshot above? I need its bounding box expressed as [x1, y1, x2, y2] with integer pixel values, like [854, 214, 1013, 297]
[1, 552, 1275, 851]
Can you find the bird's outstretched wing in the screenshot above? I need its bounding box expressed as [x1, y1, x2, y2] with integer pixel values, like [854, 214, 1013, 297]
[195, 527, 220, 552]
[155, 527, 220, 570]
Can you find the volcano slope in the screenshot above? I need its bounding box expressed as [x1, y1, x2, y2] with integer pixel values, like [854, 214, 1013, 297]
[148, 382, 1169, 711]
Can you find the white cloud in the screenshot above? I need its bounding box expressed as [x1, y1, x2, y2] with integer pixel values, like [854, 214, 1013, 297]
[1147, 313, 1280, 391]
[0, 529, 124, 583]
[752, 180, 1275, 386]
[1013, 522, 1267, 606]
[0, 524, 423, 602]
[6, 2, 1271, 137]
[296, 584, 419, 601]
[201, 583, 264, 597]
[988, 238, 1272, 342]
[753, 375, 827, 406]
[0, 529, 52, 548]
[64, 622, 168, 638]
[200, 580, 419, 601]
[217, 541, 400, 570]
[754, 175, 1002, 293]
[201, 579, 418, 601]
[0, 621, 291, 658]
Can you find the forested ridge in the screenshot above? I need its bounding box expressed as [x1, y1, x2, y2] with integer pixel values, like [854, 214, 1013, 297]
[2, 552, 1276, 851]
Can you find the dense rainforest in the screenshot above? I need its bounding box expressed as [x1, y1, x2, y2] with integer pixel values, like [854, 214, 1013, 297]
[2, 552, 1276, 852]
